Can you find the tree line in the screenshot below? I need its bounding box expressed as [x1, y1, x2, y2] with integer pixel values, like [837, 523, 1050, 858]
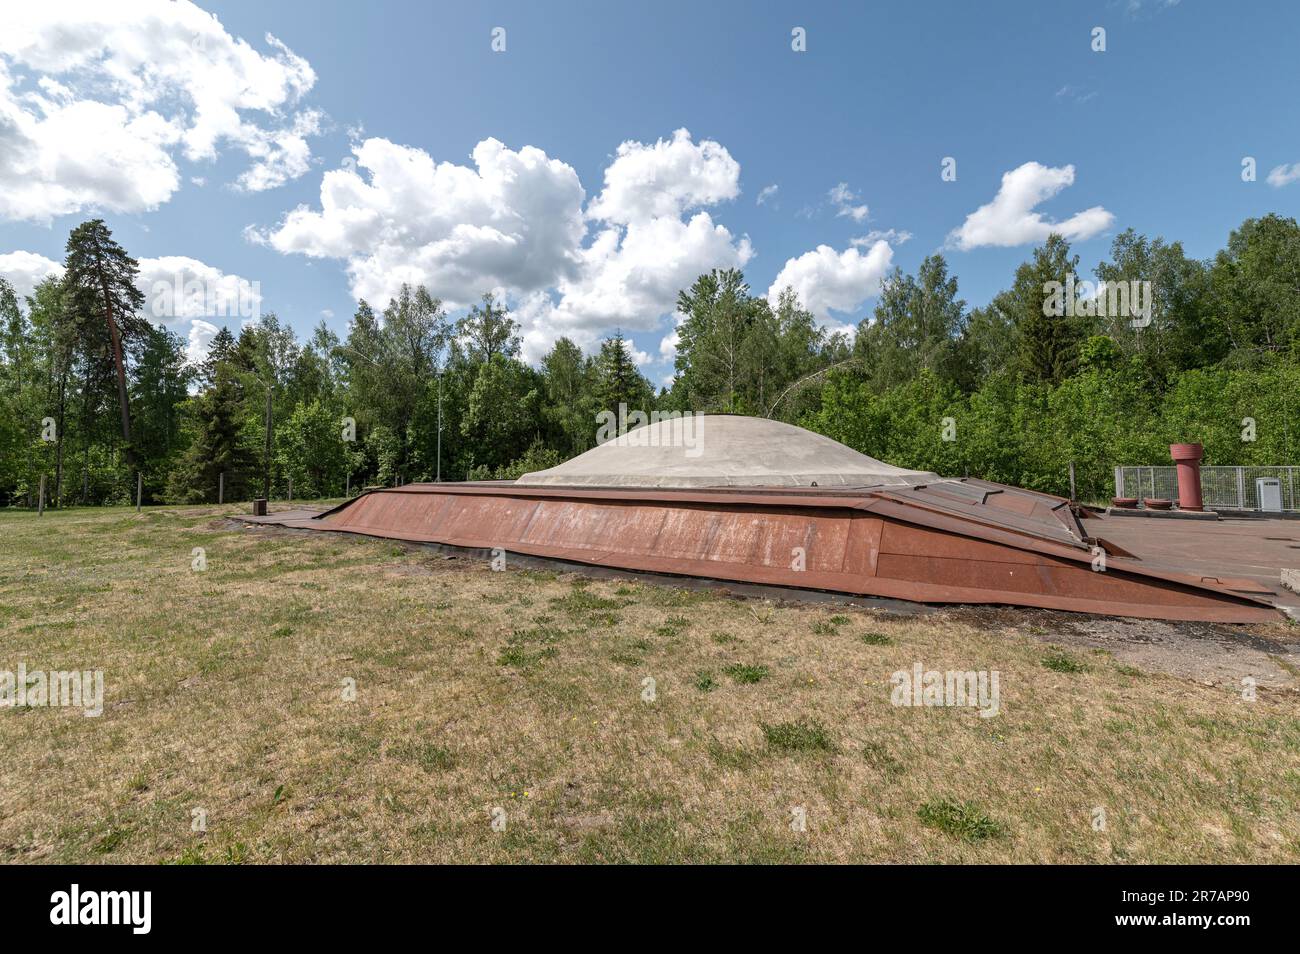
[2, 213, 1298, 507]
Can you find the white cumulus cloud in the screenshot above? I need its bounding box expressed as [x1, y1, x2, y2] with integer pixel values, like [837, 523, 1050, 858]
[253, 136, 587, 308]
[0, 0, 321, 222]
[946, 161, 1114, 250]
[136, 256, 262, 326]
[0, 249, 259, 363]
[0, 250, 62, 299]
[766, 240, 894, 323]
[586, 128, 740, 225]
[512, 130, 750, 362]
[255, 129, 753, 366]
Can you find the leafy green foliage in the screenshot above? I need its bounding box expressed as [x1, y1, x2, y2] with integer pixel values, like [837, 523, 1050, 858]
[1041, 648, 1087, 674]
[916, 799, 1005, 841]
[723, 663, 769, 684]
[760, 719, 837, 753]
[5, 213, 1300, 511]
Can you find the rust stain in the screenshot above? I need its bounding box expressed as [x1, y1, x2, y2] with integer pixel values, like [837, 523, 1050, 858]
[247, 479, 1282, 623]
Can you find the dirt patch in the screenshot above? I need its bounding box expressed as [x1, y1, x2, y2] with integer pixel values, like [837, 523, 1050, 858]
[948, 606, 1300, 690]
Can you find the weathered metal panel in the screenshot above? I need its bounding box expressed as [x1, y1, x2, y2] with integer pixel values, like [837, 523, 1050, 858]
[266, 481, 1284, 623]
[228, 481, 1263, 620]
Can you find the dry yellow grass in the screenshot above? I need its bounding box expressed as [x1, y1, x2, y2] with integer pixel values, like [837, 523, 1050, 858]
[1, 503, 1298, 863]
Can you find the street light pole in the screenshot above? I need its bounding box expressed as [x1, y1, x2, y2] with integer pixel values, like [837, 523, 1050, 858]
[436, 369, 443, 482]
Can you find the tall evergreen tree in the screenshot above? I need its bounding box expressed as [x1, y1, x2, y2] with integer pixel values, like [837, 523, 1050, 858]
[200, 326, 237, 388]
[165, 360, 257, 503]
[1010, 234, 1084, 385]
[62, 219, 147, 462]
[133, 325, 192, 497]
[594, 332, 652, 414]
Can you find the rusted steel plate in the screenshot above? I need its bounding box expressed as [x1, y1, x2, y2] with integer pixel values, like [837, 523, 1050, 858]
[279, 482, 1282, 623]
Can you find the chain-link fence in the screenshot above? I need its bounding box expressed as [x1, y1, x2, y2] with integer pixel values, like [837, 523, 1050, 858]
[1115, 465, 1300, 511]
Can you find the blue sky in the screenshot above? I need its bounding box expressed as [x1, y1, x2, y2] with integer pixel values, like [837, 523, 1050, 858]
[1, 0, 1297, 384]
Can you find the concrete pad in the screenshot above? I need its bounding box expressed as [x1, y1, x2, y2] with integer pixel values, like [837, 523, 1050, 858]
[1089, 512, 1300, 616]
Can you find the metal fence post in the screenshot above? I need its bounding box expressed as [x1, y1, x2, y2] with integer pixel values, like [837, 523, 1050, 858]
[1114, 466, 1124, 499]
[38, 474, 46, 516]
[136, 471, 142, 512]
[1236, 467, 1246, 510]
[218, 472, 224, 505]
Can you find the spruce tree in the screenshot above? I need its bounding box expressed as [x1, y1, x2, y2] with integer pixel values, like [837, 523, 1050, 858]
[1011, 234, 1084, 385]
[165, 361, 256, 503]
[595, 332, 651, 414]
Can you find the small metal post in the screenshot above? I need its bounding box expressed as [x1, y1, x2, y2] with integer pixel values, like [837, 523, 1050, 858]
[1068, 461, 1076, 501]
[1113, 466, 1124, 500]
[287, 476, 293, 502]
[136, 471, 142, 512]
[38, 474, 46, 516]
[346, 473, 350, 497]
[218, 472, 224, 505]
[1236, 467, 1246, 510]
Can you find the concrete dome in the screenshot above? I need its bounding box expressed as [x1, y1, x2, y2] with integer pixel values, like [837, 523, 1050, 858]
[515, 414, 936, 488]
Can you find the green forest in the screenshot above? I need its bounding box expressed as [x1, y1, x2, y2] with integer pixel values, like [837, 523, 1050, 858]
[2, 214, 1298, 508]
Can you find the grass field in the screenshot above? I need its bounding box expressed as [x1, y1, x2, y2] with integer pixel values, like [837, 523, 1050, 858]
[2, 504, 1298, 864]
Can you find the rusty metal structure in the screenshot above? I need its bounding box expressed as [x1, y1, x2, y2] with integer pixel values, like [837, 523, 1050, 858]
[248, 414, 1283, 624]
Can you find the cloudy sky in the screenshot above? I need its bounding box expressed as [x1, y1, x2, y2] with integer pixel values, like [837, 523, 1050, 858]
[1, 0, 1296, 382]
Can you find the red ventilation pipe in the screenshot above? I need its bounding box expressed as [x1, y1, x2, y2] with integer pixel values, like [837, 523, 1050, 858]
[1170, 443, 1204, 512]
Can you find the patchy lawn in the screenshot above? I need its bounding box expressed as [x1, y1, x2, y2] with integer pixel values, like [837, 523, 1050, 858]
[1, 504, 1298, 864]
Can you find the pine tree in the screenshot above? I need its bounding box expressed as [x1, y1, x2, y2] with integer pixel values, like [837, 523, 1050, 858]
[62, 219, 147, 463]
